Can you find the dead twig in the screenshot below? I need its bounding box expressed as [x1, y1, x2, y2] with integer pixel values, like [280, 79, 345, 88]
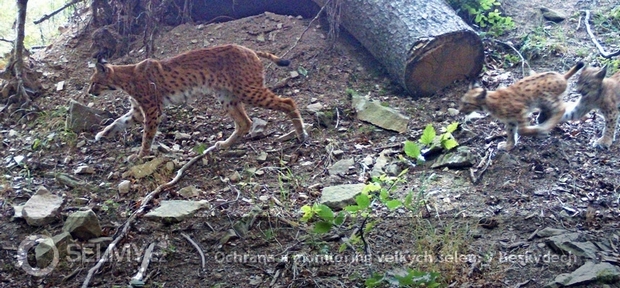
[130, 242, 156, 283]
[583, 10, 620, 58]
[33, 0, 83, 25]
[181, 233, 206, 270]
[469, 148, 493, 184]
[81, 144, 219, 288]
[484, 38, 531, 77]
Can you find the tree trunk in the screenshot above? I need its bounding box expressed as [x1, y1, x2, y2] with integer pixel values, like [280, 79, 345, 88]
[313, 0, 484, 97]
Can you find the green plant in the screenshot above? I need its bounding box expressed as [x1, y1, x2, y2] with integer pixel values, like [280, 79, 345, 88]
[597, 57, 620, 75]
[448, 0, 514, 36]
[366, 269, 441, 287]
[404, 122, 459, 162]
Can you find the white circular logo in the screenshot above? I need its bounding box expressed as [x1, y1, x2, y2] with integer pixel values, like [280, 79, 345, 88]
[17, 235, 59, 276]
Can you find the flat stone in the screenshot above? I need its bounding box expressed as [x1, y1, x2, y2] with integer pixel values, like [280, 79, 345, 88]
[320, 183, 366, 209]
[22, 186, 63, 226]
[328, 158, 355, 176]
[352, 95, 409, 133]
[144, 200, 210, 224]
[62, 209, 102, 241]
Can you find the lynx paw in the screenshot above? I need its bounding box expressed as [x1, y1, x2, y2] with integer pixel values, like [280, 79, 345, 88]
[95, 131, 106, 141]
[497, 141, 514, 151]
[594, 137, 612, 150]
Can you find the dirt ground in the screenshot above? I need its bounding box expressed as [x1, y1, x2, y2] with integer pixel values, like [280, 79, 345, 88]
[1, 0, 619, 287]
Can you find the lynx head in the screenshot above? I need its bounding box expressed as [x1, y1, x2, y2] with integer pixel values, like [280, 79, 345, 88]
[87, 57, 117, 96]
[576, 64, 607, 98]
[458, 86, 487, 115]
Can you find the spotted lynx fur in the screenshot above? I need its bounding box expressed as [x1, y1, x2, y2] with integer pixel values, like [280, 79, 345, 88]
[88, 44, 308, 157]
[561, 65, 620, 149]
[459, 62, 584, 151]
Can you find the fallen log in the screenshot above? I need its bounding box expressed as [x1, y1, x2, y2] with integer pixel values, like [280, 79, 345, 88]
[313, 0, 484, 97]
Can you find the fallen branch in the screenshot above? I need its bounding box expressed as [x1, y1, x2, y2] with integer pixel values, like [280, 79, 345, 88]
[130, 242, 156, 284]
[484, 38, 531, 78]
[181, 233, 206, 270]
[81, 144, 218, 288]
[583, 10, 620, 59]
[33, 0, 83, 25]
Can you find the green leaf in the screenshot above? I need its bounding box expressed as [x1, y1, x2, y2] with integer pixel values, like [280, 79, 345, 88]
[404, 191, 413, 207]
[313, 221, 332, 233]
[385, 200, 402, 210]
[338, 243, 347, 252]
[362, 182, 381, 194]
[404, 140, 421, 159]
[420, 124, 436, 146]
[300, 205, 313, 222]
[365, 273, 385, 287]
[355, 193, 371, 209]
[446, 122, 459, 133]
[379, 189, 389, 202]
[316, 204, 334, 221]
[334, 211, 345, 225]
[443, 138, 459, 150]
[344, 205, 361, 213]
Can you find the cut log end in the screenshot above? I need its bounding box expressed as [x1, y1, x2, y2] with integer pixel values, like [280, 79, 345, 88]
[405, 31, 483, 97]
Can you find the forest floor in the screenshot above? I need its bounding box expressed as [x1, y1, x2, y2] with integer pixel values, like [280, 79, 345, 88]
[1, 0, 620, 287]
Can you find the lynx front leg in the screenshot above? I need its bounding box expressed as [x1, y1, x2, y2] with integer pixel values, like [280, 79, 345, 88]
[498, 123, 518, 151]
[138, 106, 163, 158]
[594, 108, 618, 149]
[95, 98, 144, 141]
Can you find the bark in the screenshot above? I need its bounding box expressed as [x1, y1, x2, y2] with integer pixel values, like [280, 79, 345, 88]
[313, 0, 484, 97]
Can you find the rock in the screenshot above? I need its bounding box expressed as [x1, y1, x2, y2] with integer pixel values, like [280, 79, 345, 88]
[307, 102, 324, 113]
[352, 94, 409, 133]
[118, 180, 131, 194]
[540, 7, 566, 23]
[74, 165, 95, 175]
[144, 200, 210, 224]
[328, 158, 355, 176]
[546, 232, 599, 260]
[178, 185, 202, 198]
[55, 173, 83, 188]
[447, 108, 459, 116]
[431, 146, 476, 169]
[35, 232, 72, 268]
[331, 149, 344, 157]
[545, 261, 620, 287]
[22, 186, 63, 226]
[316, 111, 334, 127]
[174, 132, 191, 140]
[12, 204, 24, 219]
[62, 209, 102, 241]
[320, 183, 366, 209]
[249, 117, 268, 138]
[289, 70, 300, 78]
[385, 163, 403, 176]
[371, 150, 390, 177]
[124, 157, 165, 179]
[65, 100, 114, 133]
[256, 151, 268, 163]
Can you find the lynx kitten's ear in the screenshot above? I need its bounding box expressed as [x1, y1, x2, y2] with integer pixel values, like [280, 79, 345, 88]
[596, 65, 608, 79]
[476, 89, 487, 100]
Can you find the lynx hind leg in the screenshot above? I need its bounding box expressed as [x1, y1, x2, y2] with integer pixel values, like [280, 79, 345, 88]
[252, 87, 308, 142]
[96, 98, 144, 141]
[594, 107, 618, 149]
[499, 123, 519, 151]
[215, 99, 253, 150]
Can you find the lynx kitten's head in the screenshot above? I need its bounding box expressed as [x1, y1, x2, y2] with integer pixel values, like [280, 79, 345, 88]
[458, 87, 487, 114]
[576, 65, 607, 98]
[87, 59, 117, 96]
